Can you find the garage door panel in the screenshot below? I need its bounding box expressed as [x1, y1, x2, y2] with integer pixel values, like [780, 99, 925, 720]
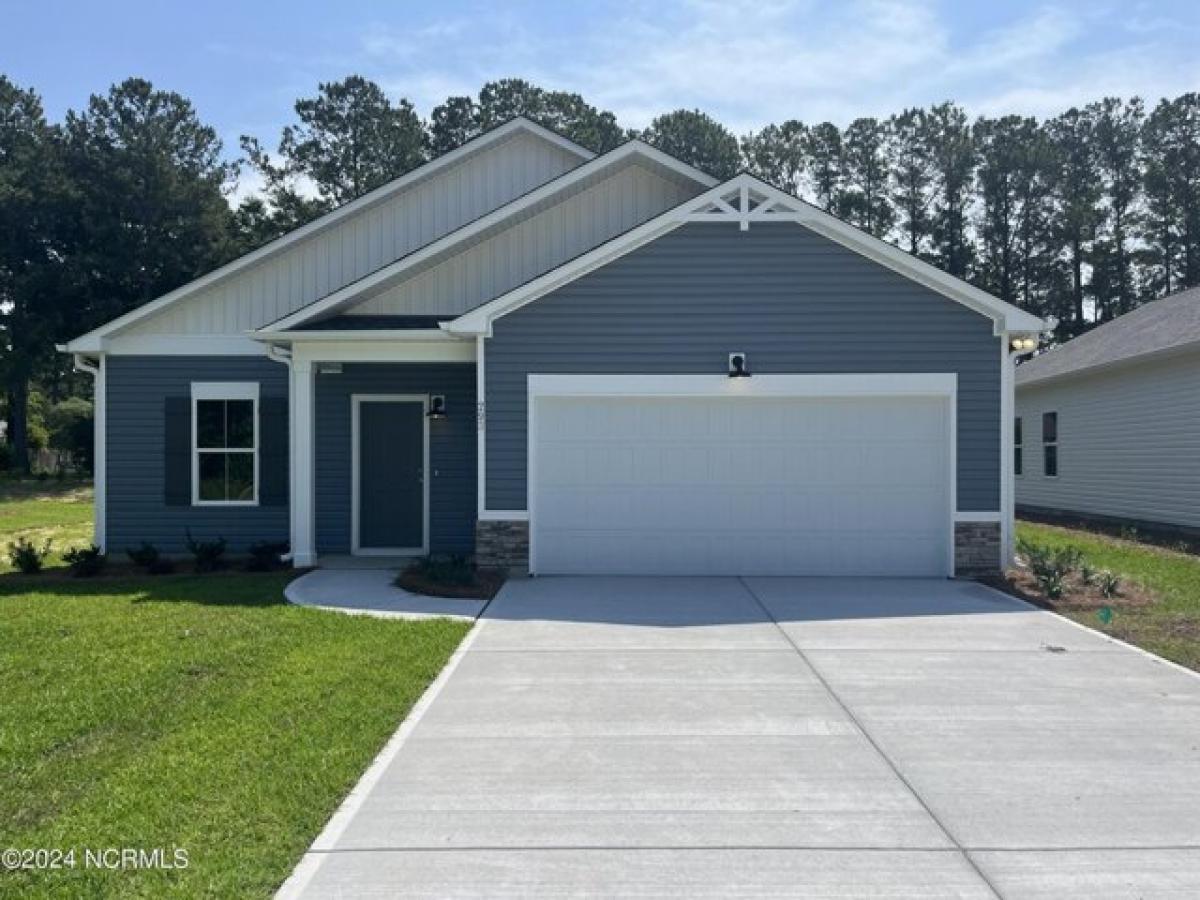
[532, 394, 950, 576]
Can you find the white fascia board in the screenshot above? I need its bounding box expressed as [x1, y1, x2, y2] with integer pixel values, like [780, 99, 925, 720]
[62, 118, 595, 349]
[261, 142, 717, 334]
[528, 372, 957, 398]
[289, 339, 476, 365]
[95, 334, 269, 356]
[252, 328, 463, 343]
[448, 173, 1050, 337]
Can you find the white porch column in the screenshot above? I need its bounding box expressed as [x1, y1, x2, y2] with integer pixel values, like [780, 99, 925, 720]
[291, 358, 316, 567]
[1000, 343, 1018, 568]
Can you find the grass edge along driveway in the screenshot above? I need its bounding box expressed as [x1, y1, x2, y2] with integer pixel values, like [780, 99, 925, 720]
[1016, 519, 1200, 672]
[0, 572, 471, 899]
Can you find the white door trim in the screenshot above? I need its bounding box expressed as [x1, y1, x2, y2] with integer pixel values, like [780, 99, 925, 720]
[526, 372, 959, 577]
[351, 393, 430, 556]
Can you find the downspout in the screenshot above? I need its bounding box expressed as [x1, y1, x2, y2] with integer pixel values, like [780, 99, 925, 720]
[265, 343, 295, 563]
[70, 352, 106, 553]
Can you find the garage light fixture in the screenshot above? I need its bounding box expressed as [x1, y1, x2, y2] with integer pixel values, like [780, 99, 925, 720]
[728, 352, 751, 378]
[1011, 336, 1038, 353]
[427, 395, 447, 419]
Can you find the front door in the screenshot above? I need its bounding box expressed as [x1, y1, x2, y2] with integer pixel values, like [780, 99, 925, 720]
[354, 397, 426, 553]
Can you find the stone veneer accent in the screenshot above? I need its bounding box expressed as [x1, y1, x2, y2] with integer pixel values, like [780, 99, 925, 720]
[475, 520, 529, 571]
[955, 521, 1002, 577]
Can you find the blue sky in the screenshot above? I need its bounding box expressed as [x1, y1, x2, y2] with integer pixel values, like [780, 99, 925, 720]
[5, 0, 1199, 195]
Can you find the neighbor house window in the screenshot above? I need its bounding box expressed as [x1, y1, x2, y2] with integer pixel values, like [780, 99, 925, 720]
[1014, 417, 1023, 476]
[1042, 411, 1057, 477]
[192, 382, 259, 505]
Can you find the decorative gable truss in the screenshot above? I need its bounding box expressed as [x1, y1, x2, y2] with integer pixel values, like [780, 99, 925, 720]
[684, 181, 809, 231]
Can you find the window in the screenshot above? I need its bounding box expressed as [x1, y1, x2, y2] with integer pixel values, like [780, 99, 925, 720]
[1042, 411, 1057, 477]
[192, 382, 258, 505]
[1014, 417, 1023, 476]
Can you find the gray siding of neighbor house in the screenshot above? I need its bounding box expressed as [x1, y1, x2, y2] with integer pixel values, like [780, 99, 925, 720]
[314, 364, 476, 554]
[1016, 352, 1200, 530]
[105, 355, 289, 553]
[485, 222, 1002, 512]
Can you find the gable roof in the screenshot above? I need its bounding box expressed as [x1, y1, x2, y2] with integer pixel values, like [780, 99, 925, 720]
[1017, 285, 1200, 387]
[64, 117, 594, 353]
[445, 173, 1048, 337]
[254, 140, 718, 333]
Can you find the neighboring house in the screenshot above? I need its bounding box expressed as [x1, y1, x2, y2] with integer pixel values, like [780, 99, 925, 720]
[1015, 287, 1200, 536]
[63, 117, 1044, 577]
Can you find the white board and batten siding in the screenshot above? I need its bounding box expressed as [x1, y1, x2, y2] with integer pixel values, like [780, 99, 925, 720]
[1016, 352, 1200, 529]
[128, 131, 584, 336]
[350, 163, 702, 319]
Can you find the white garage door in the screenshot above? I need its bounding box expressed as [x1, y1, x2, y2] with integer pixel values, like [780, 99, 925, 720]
[531, 393, 951, 576]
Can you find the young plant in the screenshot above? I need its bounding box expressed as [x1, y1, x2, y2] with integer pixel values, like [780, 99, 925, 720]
[7, 537, 52, 574]
[63, 545, 106, 577]
[127, 542, 175, 574]
[1078, 563, 1097, 586]
[1098, 571, 1122, 599]
[400, 554, 476, 587]
[185, 530, 227, 573]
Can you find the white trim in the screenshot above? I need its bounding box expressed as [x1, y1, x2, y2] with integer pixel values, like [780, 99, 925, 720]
[291, 361, 316, 567]
[478, 509, 529, 522]
[73, 354, 106, 552]
[446, 173, 1049, 338]
[1000, 342, 1017, 566]
[100, 334, 268, 356]
[252, 328, 464, 344]
[350, 394, 430, 556]
[524, 372, 959, 577]
[527, 372, 957, 398]
[288, 340, 476, 366]
[476, 335, 487, 519]
[63, 118, 594, 351]
[955, 511, 1002, 523]
[190, 381, 260, 507]
[261, 142, 718, 333]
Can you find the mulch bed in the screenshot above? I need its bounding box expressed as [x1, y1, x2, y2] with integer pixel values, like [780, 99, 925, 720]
[394, 568, 507, 600]
[982, 566, 1157, 613]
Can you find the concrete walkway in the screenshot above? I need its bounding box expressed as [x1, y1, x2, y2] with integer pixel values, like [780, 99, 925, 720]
[285, 567, 486, 620]
[279, 577, 1200, 898]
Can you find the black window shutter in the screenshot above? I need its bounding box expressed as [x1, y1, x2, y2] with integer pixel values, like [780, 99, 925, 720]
[259, 396, 289, 506]
[164, 397, 192, 506]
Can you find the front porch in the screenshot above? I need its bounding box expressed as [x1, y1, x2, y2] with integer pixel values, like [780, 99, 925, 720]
[275, 331, 479, 568]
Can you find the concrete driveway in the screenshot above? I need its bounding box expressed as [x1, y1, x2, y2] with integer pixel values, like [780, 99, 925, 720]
[280, 577, 1200, 899]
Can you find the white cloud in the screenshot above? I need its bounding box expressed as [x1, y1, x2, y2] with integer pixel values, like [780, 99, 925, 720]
[350, 0, 1200, 132]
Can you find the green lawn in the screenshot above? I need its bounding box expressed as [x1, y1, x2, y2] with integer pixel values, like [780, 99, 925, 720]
[1017, 519, 1200, 671]
[0, 476, 95, 572]
[0, 572, 469, 898]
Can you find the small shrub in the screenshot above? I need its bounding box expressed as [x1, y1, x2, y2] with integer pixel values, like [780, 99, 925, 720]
[185, 530, 227, 573]
[127, 542, 175, 573]
[1079, 563, 1097, 586]
[1120, 525, 1139, 542]
[401, 554, 476, 587]
[1098, 571, 1122, 599]
[245, 540, 289, 572]
[63, 544, 106, 577]
[7, 537, 52, 574]
[1036, 569, 1067, 600]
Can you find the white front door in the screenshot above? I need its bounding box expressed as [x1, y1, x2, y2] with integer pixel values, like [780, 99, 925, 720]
[530, 382, 952, 576]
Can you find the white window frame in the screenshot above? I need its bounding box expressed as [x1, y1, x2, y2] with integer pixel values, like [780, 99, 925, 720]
[191, 381, 260, 507]
[1042, 410, 1058, 479]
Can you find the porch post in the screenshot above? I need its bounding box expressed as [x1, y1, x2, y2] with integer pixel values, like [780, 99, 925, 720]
[291, 358, 317, 567]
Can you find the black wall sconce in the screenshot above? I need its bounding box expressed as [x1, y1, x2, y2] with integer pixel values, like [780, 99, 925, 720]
[427, 395, 447, 419]
[728, 352, 751, 378]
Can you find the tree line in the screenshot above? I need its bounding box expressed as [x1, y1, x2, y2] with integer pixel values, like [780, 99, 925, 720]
[2, 74, 1199, 472]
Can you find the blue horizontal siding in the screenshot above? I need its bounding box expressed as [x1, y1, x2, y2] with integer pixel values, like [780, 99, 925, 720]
[314, 364, 476, 554]
[485, 222, 1001, 512]
[105, 356, 289, 554]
